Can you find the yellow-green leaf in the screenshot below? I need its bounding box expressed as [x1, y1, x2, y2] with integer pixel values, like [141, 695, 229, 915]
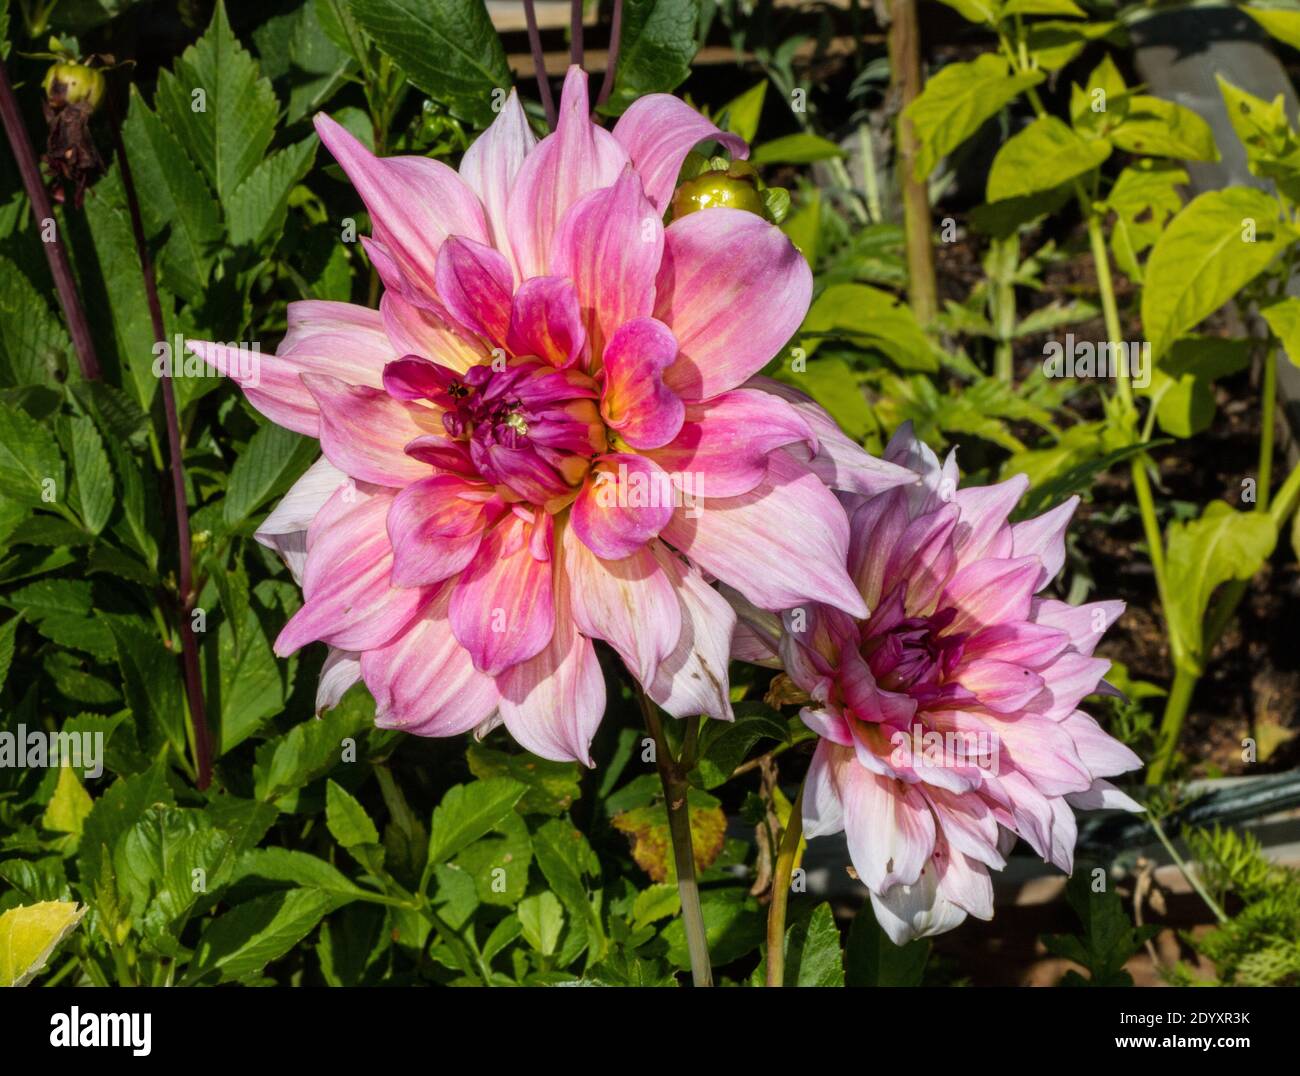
[1110, 96, 1220, 161]
[987, 115, 1111, 201]
[42, 764, 93, 843]
[0, 901, 85, 986]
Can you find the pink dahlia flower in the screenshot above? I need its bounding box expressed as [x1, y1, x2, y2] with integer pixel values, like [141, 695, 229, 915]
[192, 68, 914, 763]
[734, 424, 1143, 943]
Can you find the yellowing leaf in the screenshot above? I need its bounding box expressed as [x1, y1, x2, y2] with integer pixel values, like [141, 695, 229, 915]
[0, 901, 86, 986]
[42, 764, 93, 842]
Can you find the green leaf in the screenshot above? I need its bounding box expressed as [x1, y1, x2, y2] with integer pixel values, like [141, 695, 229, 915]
[78, 760, 176, 899]
[1262, 296, 1300, 365]
[0, 901, 85, 986]
[987, 116, 1111, 202]
[517, 891, 564, 956]
[0, 613, 17, 693]
[224, 422, 317, 527]
[932, 0, 1001, 22]
[0, 400, 64, 508]
[226, 137, 318, 248]
[0, 257, 72, 388]
[185, 888, 346, 984]
[631, 882, 680, 928]
[801, 283, 937, 371]
[427, 777, 526, 865]
[904, 54, 1044, 180]
[692, 702, 788, 789]
[230, 847, 367, 900]
[752, 133, 844, 165]
[1141, 187, 1292, 361]
[1165, 501, 1277, 673]
[1142, 336, 1251, 438]
[720, 81, 767, 143]
[42, 765, 93, 843]
[155, 0, 279, 201]
[120, 88, 222, 304]
[1244, 5, 1300, 51]
[326, 779, 380, 849]
[662, 887, 763, 967]
[1041, 867, 1156, 985]
[779, 902, 845, 987]
[599, 0, 702, 116]
[846, 904, 931, 985]
[348, 0, 511, 127]
[454, 811, 532, 905]
[1003, 0, 1084, 15]
[465, 743, 581, 816]
[1109, 96, 1219, 161]
[107, 618, 188, 758]
[1105, 160, 1187, 282]
[67, 414, 113, 535]
[1026, 19, 1118, 73]
[253, 697, 373, 803]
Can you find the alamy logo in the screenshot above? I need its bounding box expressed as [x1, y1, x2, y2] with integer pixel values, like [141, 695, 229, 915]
[1042, 333, 1150, 389]
[49, 1008, 151, 1056]
[0, 724, 102, 778]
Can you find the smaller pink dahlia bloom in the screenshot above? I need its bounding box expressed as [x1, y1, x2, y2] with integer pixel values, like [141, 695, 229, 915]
[735, 424, 1143, 944]
[192, 68, 915, 764]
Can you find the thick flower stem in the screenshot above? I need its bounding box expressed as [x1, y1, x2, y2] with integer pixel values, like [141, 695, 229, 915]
[764, 780, 805, 987]
[0, 57, 101, 381]
[108, 98, 213, 791]
[637, 690, 712, 986]
[570, 0, 584, 69]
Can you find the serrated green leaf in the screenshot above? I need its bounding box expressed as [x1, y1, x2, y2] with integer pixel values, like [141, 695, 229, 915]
[326, 779, 380, 849]
[0, 399, 64, 507]
[0, 901, 85, 986]
[427, 777, 526, 865]
[67, 413, 113, 534]
[224, 422, 317, 527]
[226, 137, 318, 248]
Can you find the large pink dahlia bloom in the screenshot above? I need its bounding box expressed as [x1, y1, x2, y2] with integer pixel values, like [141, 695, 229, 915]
[193, 68, 915, 763]
[735, 424, 1143, 943]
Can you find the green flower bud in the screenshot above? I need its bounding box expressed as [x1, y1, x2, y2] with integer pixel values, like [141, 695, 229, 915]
[43, 62, 105, 111]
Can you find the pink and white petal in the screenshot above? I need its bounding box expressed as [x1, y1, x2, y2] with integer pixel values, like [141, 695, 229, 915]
[572, 453, 674, 560]
[506, 66, 629, 279]
[952, 475, 1028, 568]
[1028, 651, 1113, 720]
[962, 620, 1070, 670]
[846, 492, 911, 611]
[498, 579, 605, 764]
[965, 708, 1092, 797]
[362, 587, 499, 737]
[1059, 710, 1144, 778]
[1065, 777, 1143, 812]
[922, 786, 1006, 871]
[301, 373, 438, 487]
[748, 376, 918, 497]
[645, 388, 814, 499]
[599, 317, 684, 450]
[1030, 598, 1125, 657]
[837, 758, 936, 891]
[656, 209, 812, 401]
[434, 236, 514, 346]
[506, 276, 588, 367]
[380, 291, 488, 372]
[869, 862, 967, 945]
[386, 474, 491, 587]
[718, 583, 784, 668]
[953, 658, 1046, 714]
[316, 649, 362, 715]
[802, 740, 848, 839]
[611, 93, 749, 214]
[1011, 495, 1079, 588]
[254, 457, 350, 584]
[276, 489, 433, 654]
[935, 847, 995, 921]
[458, 87, 536, 277]
[450, 512, 555, 676]
[550, 170, 662, 353]
[645, 540, 736, 721]
[563, 524, 680, 685]
[940, 555, 1043, 636]
[315, 113, 488, 297]
[664, 452, 866, 617]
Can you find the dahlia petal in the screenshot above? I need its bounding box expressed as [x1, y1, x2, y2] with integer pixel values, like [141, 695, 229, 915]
[506, 66, 629, 279]
[884, 503, 959, 616]
[498, 577, 605, 764]
[952, 474, 1028, 567]
[800, 705, 854, 747]
[611, 93, 749, 214]
[1012, 495, 1079, 588]
[645, 540, 736, 721]
[869, 863, 968, 945]
[301, 373, 437, 486]
[719, 583, 784, 667]
[922, 786, 1005, 870]
[953, 658, 1046, 714]
[599, 317, 684, 450]
[645, 388, 814, 498]
[255, 456, 350, 584]
[361, 586, 499, 737]
[563, 525, 680, 684]
[450, 512, 554, 676]
[458, 88, 535, 277]
[550, 170, 662, 354]
[749, 376, 918, 496]
[941, 555, 1042, 635]
[802, 740, 847, 839]
[276, 489, 432, 654]
[572, 453, 675, 560]
[316, 649, 362, 714]
[935, 847, 995, 921]
[1030, 652, 1114, 719]
[1030, 598, 1125, 657]
[656, 209, 812, 401]
[1065, 777, 1143, 812]
[953, 707, 1091, 797]
[1060, 710, 1144, 778]
[962, 620, 1070, 670]
[506, 276, 588, 368]
[663, 452, 867, 617]
[314, 113, 488, 297]
[386, 474, 491, 587]
[434, 236, 514, 346]
[837, 759, 936, 891]
[381, 291, 487, 372]
[846, 492, 911, 610]
[189, 301, 395, 436]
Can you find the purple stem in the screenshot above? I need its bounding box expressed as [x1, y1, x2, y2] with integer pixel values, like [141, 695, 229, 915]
[0, 58, 101, 380]
[596, 0, 624, 108]
[571, 0, 585, 68]
[522, 0, 557, 129]
[107, 94, 213, 791]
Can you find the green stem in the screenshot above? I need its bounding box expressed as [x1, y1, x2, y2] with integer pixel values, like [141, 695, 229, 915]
[1146, 811, 1228, 924]
[764, 780, 805, 987]
[858, 122, 882, 224]
[1147, 664, 1196, 785]
[1258, 341, 1277, 513]
[637, 688, 712, 987]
